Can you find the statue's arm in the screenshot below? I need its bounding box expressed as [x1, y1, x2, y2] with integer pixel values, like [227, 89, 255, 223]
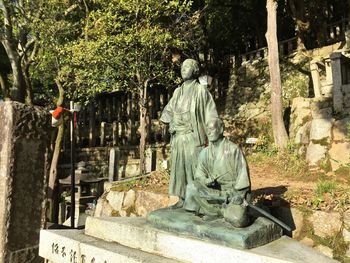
[194, 149, 212, 186]
[160, 103, 173, 124]
[220, 146, 251, 204]
[160, 88, 179, 124]
[198, 85, 218, 125]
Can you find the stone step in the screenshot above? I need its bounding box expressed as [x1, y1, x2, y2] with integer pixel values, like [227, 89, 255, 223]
[84, 217, 338, 263]
[39, 229, 180, 263]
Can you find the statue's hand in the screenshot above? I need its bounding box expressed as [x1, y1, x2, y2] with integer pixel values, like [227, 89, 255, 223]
[230, 195, 243, 205]
[204, 178, 214, 187]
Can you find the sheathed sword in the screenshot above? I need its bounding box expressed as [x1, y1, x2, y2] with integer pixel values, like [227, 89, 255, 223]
[198, 191, 292, 232]
[242, 199, 292, 232]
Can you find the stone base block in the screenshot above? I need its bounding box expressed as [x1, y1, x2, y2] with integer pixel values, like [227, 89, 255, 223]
[147, 208, 282, 249]
[83, 217, 337, 263]
[39, 229, 178, 263]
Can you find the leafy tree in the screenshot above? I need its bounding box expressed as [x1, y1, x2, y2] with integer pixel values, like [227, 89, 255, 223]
[54, 0, 195, 173]
[31, 0, 90, 221]
[0, 0, 43, 104]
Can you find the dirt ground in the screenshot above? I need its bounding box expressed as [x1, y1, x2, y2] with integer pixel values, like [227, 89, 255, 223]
[111, 153, 350, 212]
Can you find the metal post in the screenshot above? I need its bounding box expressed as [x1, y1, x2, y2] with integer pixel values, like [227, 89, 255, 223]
[70, 101, 76, 228]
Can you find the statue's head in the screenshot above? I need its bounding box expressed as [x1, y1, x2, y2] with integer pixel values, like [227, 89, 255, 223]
[207, 118, 224, 142]
[181, 59, 200, 81]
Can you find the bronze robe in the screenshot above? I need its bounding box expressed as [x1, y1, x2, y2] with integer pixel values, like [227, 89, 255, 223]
[184, 137, 251, 220]
[161, 79, 218, 198]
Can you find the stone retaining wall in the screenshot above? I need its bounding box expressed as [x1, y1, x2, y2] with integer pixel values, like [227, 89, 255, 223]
[290, 96, 350, 170]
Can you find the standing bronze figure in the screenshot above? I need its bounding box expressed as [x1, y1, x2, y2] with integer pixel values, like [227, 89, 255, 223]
[161, 59, 218, 207]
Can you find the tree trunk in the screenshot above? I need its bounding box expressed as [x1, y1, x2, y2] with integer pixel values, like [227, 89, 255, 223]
[0, 72, 9, 99]
[1, 40, 26, 102]
[266, 0, 289, 150]
[47, 78, 65, 222]
[288, 0, 308, 51]
[139, 83, 148, 175]
[23, 62, 33, 106]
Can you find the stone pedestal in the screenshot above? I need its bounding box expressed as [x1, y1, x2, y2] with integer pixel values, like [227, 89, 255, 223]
[39, 216, 338, 263]
[147, 208, 282, 249]
[0, 101, 50, 263]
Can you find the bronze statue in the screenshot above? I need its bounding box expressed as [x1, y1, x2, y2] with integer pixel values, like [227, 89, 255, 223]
[183, 118, 251, 227]
[160, 59, 218, 208]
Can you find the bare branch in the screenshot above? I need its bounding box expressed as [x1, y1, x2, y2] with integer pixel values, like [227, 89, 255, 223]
[64, 4, 79, 17]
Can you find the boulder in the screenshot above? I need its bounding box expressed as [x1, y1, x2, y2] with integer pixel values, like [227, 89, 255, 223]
[332, 118, 350, 141]
[314, 245, 333, 258]
[328, 142, 350, 171]
[300, 237, 315, 247]
[343, 228, 350, 243]
[94, 199, 114, 217]
[344, 211, 350, 229]
[106, 191, 125, 212]
[309, 211, 341, 238]
[292, 97, 311, 110]
[306, 143, 327, 165]
[135, 191, 178, 217]
[294, 122, 311, 145]
[309, 118, 333, 143]
[311, 107, 333, 119]
[123, 189, 136, 210]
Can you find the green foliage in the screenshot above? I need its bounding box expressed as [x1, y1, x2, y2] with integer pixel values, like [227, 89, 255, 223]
[315, 180, 338, 196]
[254, 134, 278, 156]
[312, 180, 338, 207]
[30, 0, 197, 104]
[249, 141, 309, 178]
[281, 56, 311, 104]
[347, 122, 350, 140]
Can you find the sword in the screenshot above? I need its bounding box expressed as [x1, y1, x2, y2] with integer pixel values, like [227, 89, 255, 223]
[242, 199, 292, 232]
[198, 191, 292, 232]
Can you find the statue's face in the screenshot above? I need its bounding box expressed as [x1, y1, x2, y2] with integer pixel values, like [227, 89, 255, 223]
[207, 119, 223, 142]
[181, 59, 199, 81]
[181, 63, 194, 80]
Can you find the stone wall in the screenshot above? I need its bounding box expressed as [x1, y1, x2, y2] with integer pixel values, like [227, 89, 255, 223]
[94, 189, 178, 218]
[0, 101, 50, 263]
[290, 96, 350, 170]
[222, 53, 310, 145]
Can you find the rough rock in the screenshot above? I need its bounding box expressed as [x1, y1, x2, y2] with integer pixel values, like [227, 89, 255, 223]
[311, 107, 333, 119]
[306, 143, 328, 165]
[343, 228, 350, 243]
[106, 191, 125, 212]
[332, 118, 350, 141]
[300, 237, 315, 247]
[119, 210, 128, 217]
[346, 246, 350, 258]
[328, 142, 350, 171]
[294, 122, 311, 145]
[290, 208, 305, 239]
[94, 199, 114, 217]
[123, 189, 136, 210]
[290, 108, 311, 138]
[344, 211, 350, 229]
[314, 245, 333, 258]
[309, 118, 333, 143]
[309, 211, 341, 238]
[292, 97, 311, 110]
[135, 191, 177, 217]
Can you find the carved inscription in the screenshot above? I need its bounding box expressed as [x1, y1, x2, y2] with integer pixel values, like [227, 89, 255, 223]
[51, 242, 109, 263]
